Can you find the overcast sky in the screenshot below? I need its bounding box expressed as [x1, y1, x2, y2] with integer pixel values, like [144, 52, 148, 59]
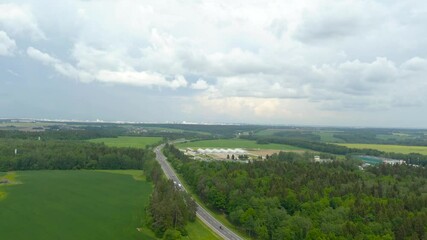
[1, 0, 427, 127]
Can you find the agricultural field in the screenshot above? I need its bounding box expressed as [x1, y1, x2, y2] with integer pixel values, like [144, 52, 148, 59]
[313, 131, 345, 143]
[0, 121, 61, 131]
[0, 170, 154, 240]
[176, 138, 303, 151]
[338, 143, 427, 155]
[142, 126, 211, 136]
[254, 128, 283, 136]
[88, 136, 162, 149]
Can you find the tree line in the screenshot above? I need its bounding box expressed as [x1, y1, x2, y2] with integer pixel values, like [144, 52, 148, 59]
[164, 144, 427, 240]
[0, 138, 153, 171]
[143, 153, 197, 239]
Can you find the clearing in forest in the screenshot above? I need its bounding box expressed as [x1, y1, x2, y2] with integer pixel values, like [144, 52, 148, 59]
[88, 136, 162, 149]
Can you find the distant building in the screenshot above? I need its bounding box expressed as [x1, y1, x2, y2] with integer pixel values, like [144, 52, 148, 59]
[383, 159, 405, 165]
[359, 163, 371, 170]
[313, 155, 332, 163]
[196, 148, 246, 154]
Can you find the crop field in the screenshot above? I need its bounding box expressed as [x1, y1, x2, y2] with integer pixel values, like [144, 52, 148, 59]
[254, 129, 283, 136]
[314, 131, 345, 143]
[0, 170, 154, 240]
[143, 126, 211, 135]
[338, 143, 427, 155]
[376, 133, 414, 141]
[176, 139, 303, 151]
[88, 136, 162, 149]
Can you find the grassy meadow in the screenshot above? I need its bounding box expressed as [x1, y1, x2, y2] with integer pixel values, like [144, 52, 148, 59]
[338, 143, 427, 155]
[0, 170, 220, 240]
[314, 131, 345, 143]
[0, 170, 155, 240]
[176, 139, 303, 150]
[88, 136, 162, 149]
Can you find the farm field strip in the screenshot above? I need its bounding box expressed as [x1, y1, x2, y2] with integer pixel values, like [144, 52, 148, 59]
[88, 136, 162, 149]
[338, 143, 427, 155]
[176, 139, 303, 150]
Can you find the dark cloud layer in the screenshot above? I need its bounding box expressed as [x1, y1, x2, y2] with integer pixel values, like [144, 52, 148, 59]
[1, 0, 427, 127]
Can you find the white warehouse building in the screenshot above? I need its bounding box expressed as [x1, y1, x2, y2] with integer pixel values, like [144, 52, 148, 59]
[196, 148, 246, 154]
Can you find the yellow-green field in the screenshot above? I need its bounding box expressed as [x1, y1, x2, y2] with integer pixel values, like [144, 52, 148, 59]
[88, 136, 163, 149]
[0, 172, 20, 200]
[338, 143, 427, 155]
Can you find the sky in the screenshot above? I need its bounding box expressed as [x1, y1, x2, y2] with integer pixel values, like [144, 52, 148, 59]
[1, 0, 427, 127]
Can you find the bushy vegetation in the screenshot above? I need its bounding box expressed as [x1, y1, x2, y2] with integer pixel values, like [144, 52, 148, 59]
[164, 145, 427, 240]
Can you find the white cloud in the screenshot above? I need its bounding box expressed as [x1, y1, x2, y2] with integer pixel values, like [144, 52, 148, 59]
[191, 79, 210, 90]
[96, 70, 187, 89]
[0, 3, 45, 40]
[0, 31, 16, 56]
[27, 47, 92, 82]
[27, 46, 187, 88]
[27, 47, 58, 64]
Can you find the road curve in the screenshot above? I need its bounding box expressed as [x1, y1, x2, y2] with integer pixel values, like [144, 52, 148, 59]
[154, 144, 243, 240]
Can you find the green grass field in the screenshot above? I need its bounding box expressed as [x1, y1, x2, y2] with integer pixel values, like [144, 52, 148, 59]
[314, 131, 345, 143]
[338, 143, 427, 155]
[0, 170, 154, 240]
[176, 139, 303, 151]
[254, 129, 283, 136]
[0, 170, 220, 240]
[88, 136, 163, 149]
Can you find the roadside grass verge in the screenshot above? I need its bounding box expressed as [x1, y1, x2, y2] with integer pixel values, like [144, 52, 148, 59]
[184, 218, 222, 240]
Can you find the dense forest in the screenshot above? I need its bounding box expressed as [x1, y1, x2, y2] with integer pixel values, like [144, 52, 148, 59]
[0, 128, 124, 140]
[0, 138, 153, 171]
[164, 144, 427, 240]
[144, 155, 197, 238]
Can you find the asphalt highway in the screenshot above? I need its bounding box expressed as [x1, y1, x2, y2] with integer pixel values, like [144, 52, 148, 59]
[154, 144, 243, 240]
